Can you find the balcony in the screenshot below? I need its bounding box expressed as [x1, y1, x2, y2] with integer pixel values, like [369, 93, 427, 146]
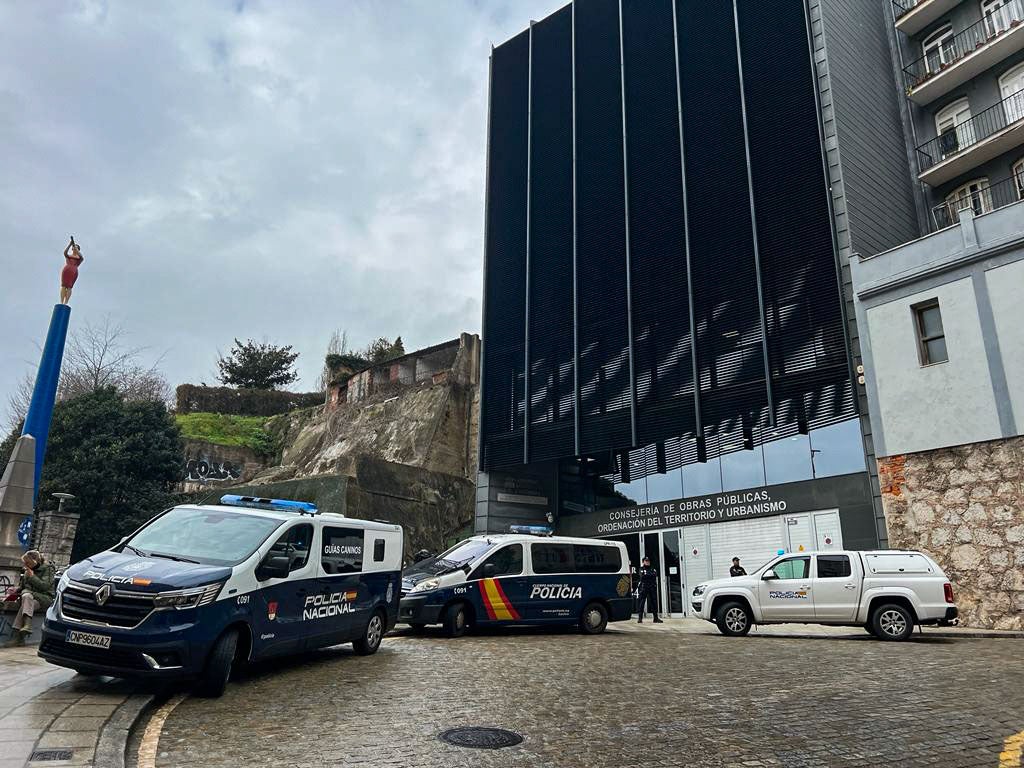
[916, 88, 1024, 185]
[929, 171, 1024, 229]
[903, 0, 1024, 104]
[893, 0, 963, 37]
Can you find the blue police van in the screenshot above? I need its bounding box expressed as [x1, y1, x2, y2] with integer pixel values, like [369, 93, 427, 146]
[399, 530, 631, 637]
[39, 496, 403, 697]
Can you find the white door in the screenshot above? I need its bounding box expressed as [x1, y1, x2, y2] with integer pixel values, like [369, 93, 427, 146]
[935, 99, 974, 157]
[785, 514, 815, 553]
[1000, 64, 1024, 124]
[983, 0, 1024, 37]
[811, 553, 859, 621]
[812, 510, 843, 550]
[758, 555, 814, 620]
[682, 524, 711, 612]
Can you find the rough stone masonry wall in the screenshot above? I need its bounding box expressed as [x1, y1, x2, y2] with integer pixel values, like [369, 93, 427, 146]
[879, 436, 1023, 630]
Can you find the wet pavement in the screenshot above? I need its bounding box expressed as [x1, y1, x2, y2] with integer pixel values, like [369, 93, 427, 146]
[145, 621, 1024, 768]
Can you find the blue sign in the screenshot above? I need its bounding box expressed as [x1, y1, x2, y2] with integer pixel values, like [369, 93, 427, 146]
[17, 517, 32, 550]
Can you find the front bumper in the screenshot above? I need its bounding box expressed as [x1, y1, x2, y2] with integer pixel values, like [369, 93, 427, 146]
[398, 595, 446, 625]
[39, 609, 210, 679]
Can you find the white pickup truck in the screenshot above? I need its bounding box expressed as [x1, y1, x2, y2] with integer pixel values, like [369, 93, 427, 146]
[691, 550, 958, 641]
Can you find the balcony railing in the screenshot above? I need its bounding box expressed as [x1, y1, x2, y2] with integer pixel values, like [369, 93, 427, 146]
[916, 88, 1024, 171]
[903, 0, 1024, 91]
[892, 0, 922, 21]
[930, 171, 1024, 230]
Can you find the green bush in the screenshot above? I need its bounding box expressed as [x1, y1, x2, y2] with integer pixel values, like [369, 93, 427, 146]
[175, 384, 322, 416]
[175, 412, 276, 456]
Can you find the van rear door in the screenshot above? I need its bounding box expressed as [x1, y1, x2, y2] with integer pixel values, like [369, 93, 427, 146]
[312, 525, 366, 645]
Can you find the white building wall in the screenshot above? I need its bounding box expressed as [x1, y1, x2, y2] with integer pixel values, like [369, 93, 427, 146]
[984, 259, 1024, 426]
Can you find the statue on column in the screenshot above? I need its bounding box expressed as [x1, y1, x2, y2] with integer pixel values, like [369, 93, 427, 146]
[60, 236, 83, 305]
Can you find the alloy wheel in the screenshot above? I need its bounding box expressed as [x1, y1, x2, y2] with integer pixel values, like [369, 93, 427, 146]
[725, 607, 747, 632]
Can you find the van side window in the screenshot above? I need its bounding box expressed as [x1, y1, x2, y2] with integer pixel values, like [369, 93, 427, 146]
[816, 555, 851, 578]
[574, 544, 622, 573]
[532, 543, 574, 574]
[267, 523, 313, 572]
[773, 557, 810, 580]
[470, 544, 523, 580]
[373, 539, 386, 563]
[322, 527, 364, 574]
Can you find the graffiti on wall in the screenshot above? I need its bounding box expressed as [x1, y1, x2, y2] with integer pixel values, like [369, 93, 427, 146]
[184, 458, 243, 483]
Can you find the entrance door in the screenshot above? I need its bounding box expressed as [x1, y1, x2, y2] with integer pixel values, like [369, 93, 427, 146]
[642, 533, 661, 616]
[785, 514, 815, 553]
[662, 530, 684, 616]
[812, 511, 843, 549]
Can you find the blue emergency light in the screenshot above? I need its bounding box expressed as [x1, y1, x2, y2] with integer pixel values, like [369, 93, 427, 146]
[508, 524, 553, 537]
[220, 495, 319, 515]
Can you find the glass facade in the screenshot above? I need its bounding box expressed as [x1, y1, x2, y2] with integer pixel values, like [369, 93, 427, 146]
[612, 417, 866, 506]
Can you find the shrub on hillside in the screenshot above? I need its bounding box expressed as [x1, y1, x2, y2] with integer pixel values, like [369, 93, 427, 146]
[175, 384, 322, 417]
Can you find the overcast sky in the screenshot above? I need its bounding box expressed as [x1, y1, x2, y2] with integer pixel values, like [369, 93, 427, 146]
[0, 0, 561, 418]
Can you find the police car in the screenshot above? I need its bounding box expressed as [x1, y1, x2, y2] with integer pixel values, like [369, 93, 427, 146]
[39, 496, 403, 697]
[399, 528, 631, 637]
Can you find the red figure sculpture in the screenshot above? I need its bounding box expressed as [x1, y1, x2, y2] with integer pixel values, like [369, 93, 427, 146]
[60, 236, 83, 304]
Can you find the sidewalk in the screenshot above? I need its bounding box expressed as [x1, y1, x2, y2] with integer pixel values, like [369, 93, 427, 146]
[0, 647, 153, 768]
[618, 616, 1024, 639]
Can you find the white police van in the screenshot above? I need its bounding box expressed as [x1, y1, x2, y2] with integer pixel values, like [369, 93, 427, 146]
[39, 496, 403, 697]
[399, 528, 631, 637]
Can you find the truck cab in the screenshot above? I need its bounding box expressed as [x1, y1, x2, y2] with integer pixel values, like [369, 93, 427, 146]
[39, 496, 403, 696]
[691, 549, 958, 641]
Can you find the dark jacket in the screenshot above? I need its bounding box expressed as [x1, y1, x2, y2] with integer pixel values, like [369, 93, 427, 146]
[21, 561, 56, 609]
[637, 565, 658, 593]
[729, 565, 747, 577]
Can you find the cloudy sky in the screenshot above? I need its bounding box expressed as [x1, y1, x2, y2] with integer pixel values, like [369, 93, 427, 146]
[0, 0, 561, 417]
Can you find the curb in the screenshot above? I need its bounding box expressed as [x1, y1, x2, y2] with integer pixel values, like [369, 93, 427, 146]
[95, 693, 157, 768]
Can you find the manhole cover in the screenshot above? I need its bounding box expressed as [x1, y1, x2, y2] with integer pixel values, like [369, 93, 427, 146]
[30, 750, 73, 761]
[439, 727, 523, 749]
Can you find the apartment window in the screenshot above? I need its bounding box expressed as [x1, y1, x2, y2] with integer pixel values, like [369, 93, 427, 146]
[913, 300, 948, 365]
[1000, 63, 1024, 123]
[935, 98, 974, 156]
[922, 25, 955, 75]
[1014, 157, 1024, 200]
[944, 178, 993, 222]
[982, 0, 1023, 37]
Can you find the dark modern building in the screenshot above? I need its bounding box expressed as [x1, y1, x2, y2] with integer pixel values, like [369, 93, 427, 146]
[475, 0, 924, 615]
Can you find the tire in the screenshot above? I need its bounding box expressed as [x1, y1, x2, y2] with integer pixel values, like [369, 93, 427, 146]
[870, 603, 914, 641]
[353, 610, 386, 655]
[195, 629, 238, 698]
[865, 624, 878, 636]
[579, 602, 608, 635]
[442, 602, 469, 638]
[715, 601, 752, 637]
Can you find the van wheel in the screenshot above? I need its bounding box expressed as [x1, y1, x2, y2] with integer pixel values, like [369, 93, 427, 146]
[579, 602, 608, 635]
[442, 602, 468, 638]
[864, 624, 878, 636]
[715, 602, 752, 637]
[871, 603, 914, 641]
[353, 610, 386, 655]
[195, 629, 238, 698]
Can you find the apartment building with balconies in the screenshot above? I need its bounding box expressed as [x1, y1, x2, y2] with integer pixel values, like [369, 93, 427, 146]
[893, 0, 1024, 228]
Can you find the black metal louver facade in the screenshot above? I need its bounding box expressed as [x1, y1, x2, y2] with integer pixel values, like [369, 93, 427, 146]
[480, 0, 856, 481]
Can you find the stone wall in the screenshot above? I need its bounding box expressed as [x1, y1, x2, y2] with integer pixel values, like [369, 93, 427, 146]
[879, 436, 1023, 630]
[179, 439, 271, 494]
[32, 510, 80, 572]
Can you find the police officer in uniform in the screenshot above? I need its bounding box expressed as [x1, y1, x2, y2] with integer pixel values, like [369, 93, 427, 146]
[636, 556, 662, 623]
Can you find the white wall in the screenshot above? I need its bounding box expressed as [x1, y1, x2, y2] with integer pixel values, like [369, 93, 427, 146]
[865, 277, 1003, 455]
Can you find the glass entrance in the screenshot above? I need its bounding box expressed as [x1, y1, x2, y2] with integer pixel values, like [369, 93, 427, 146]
[642, 533, 662, 617]
[662, 530, 684, 615]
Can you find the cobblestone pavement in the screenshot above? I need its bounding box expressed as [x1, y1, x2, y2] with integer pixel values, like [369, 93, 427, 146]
[151, 623, 1024, 768]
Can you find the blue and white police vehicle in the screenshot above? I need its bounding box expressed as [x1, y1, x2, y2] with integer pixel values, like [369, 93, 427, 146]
[39, 496, 403, 697]
[399, 528, 631, 637]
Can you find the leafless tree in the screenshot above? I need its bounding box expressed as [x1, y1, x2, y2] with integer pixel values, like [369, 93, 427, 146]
[5, 317, 171, 430]
[318, 328, 351, 390]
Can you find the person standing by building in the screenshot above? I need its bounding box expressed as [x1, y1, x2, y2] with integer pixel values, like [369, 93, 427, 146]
[4, 550, 55, 646]
[730, 557, 747, 577]
[636, 556, 662, 623]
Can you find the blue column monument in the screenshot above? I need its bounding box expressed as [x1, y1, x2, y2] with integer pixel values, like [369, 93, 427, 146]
[0, 237, 83, 570]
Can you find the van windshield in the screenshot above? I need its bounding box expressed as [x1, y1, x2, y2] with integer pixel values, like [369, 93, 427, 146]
[408, 539, 494, 576]
[125, 507, 284, 567]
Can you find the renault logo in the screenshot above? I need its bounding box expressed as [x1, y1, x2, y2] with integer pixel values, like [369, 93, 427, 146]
[95, 584, 112, 606]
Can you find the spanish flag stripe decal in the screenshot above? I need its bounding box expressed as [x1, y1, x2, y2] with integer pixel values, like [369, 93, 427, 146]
[481, 578, 520, 621]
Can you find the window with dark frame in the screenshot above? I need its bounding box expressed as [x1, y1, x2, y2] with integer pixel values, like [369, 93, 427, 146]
[373, 539, 385, 562]
[913, 300, 948, 365]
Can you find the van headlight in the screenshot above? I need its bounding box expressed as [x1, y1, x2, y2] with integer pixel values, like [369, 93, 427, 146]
[410, 578, 441, 594]
[692, 584, 707, 597]
[154, 583, 222, 610]
[57, 570, 71, 594]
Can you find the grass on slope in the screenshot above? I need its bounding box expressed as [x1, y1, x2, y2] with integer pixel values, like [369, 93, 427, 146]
[175, 412, 276, 455]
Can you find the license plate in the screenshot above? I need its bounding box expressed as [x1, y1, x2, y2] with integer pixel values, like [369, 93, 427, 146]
[66, 630, 111, 649]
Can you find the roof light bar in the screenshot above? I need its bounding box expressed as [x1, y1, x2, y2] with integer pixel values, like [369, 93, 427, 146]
[220, 495, 319, 515]
[508, 524, 553, 537]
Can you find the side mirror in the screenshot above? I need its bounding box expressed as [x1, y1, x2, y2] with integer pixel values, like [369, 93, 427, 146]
[257, 554, 291, 581]
[482, 563, 497, 579]
[762, 569, 777, 580]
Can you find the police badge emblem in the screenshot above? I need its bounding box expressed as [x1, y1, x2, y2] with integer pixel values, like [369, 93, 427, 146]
[386, 581, 394, 603]
[616, 575, 631, 597]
